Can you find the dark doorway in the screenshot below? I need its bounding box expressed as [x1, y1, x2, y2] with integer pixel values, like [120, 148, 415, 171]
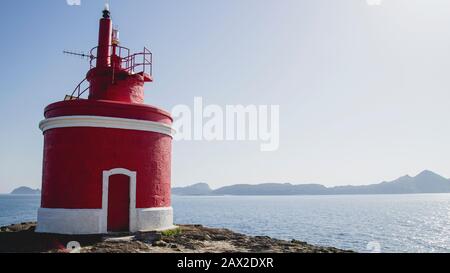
[107, 174, 130, 232]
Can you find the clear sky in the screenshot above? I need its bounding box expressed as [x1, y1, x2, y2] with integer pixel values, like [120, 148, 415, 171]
[1, 0, 450, 193]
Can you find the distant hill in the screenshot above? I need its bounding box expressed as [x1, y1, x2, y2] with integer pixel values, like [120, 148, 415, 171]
[172, 183, 213, 196]
[329, 170, 450, 195]
[10, 187, 41, 195]
[213, 183, 327, 196]
[173, 170, 450, 196]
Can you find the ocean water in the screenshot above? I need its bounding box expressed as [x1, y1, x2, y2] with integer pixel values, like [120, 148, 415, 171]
[0, 195, 41, 227]
[1, 194, 450, 253]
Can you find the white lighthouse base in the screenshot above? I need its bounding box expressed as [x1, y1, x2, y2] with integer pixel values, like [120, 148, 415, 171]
[36, 207, 174, 235]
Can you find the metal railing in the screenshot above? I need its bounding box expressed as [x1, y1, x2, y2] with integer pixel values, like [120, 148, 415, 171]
[69, 78, 90, 99]
[89, 45, 152, 75]
[123, 47, 153, 75]
[89, 45, 130, 69]
[68, 46, 153, 99]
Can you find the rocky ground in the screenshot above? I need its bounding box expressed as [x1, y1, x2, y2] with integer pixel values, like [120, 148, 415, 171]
[0, 222, 351, 253]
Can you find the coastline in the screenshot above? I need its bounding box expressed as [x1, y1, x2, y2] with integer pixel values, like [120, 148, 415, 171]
[0, 222, 351, 253]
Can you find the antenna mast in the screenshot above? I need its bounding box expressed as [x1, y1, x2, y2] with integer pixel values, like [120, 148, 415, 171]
[63, 50, 93, 60]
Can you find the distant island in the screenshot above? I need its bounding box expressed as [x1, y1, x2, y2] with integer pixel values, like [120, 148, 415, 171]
[173, 170, 450, 196]
[10, 187, 41, 195]
[10, 170, 450, 196]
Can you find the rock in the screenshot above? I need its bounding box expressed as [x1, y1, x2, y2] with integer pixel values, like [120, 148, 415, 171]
[103, 236, 134, 242]
[136, 232, 161, 243]
[213, 235, 228, 241]
[189, 234, 209, 241]
[0, 222, 353, 253]
[291, 239, 307, 245]
[152, 240, 168, 247]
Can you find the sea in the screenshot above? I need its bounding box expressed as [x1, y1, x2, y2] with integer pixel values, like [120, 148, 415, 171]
[1, 194, 450, 253]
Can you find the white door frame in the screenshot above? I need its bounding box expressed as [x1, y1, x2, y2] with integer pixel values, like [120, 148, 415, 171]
[101, 168, 137, 233]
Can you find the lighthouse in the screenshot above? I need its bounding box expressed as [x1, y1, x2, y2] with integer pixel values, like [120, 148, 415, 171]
[36, 6, 174, 234]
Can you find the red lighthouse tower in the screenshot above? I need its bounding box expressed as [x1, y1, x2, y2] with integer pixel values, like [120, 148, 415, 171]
[37, 6, 174, 234]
